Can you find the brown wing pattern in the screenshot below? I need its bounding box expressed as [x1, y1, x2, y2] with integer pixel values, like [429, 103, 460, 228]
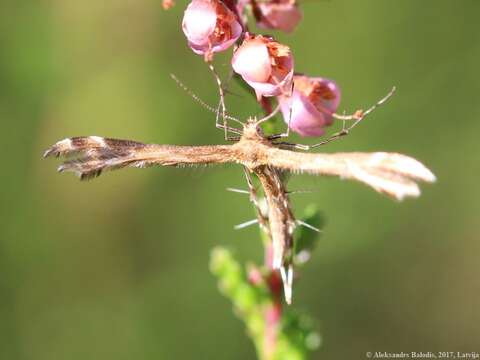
[44, 136, 236, 180]
[254, 165, 296, 270]
[253, 165, 296, 304]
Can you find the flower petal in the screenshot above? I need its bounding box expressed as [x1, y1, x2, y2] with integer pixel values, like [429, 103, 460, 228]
[257, 1, 302, 33]
[280, 75, 341, 136]
[280, 92, 329, 136]
[182, 0, 242, 56]
[182, 0, 217, 45]
[232, 38, 272, 83]
[232, 35, 294, 97]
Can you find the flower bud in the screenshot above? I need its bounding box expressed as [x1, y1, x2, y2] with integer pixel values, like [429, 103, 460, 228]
[256, 0, 302, 33]
[279, 75, 341, 137]
[232, 34, 294, 99]
[247, 265, 264, 286]
[182, 0, 242, 60]
[162, 0, 176, 10]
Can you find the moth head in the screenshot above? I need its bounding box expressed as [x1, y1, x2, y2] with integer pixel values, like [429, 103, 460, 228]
[242, 117, 266, 140]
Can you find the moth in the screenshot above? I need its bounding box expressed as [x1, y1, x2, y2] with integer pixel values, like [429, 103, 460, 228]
[44, 85, 435, 304]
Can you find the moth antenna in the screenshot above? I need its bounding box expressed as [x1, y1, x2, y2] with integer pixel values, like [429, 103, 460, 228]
[170, 73, 218, 114]
[234, 219, 259, 230]
[170, 73, 242, 135]
[296, 219, 322, 233]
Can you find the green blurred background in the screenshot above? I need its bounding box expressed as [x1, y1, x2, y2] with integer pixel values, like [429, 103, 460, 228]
[1, 0, 479, 359]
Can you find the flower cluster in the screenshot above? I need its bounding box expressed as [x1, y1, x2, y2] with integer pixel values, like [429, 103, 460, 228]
[180, 0, 341, 137]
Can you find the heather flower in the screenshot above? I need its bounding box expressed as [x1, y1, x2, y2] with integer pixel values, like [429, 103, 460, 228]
[182, 0, 242, 60]
[255, 0, 302, 33]
[232, 34, 294, 99]
[279, 75, 341, 137]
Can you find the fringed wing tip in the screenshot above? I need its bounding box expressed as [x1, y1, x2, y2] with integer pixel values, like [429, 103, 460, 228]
[280, 265, 293, 305]
[391, 153, 436, 183]
[383, 182, 421, 202]
[421, 166, 436, 183]
[43, 138, 75, 158]
[351, 153, 436, 201]
[44, 136, 148, 181]
[56, 164, 100, 181]
[43, 148, 55, 158]
[43, 144, 63, 158]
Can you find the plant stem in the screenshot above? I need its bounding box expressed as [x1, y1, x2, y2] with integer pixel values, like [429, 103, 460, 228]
[262, 236, 282, 359]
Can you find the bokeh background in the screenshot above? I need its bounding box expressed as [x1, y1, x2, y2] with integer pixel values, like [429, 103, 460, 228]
[1, 0, 479, 359]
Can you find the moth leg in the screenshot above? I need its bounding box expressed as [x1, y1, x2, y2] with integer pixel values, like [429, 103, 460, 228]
[256, 104, 281, 126]
[234, 219, 259, 230]
[208, 63, 244, 140]
[296, 219, 322, 233]
[266, 104, 293, 141]
[301, 121, 350, 149]
[265, 81, 295, 140]
[271, 141, 310, 151]
[226, 187, 250, 194]
[224, 136, 241, 142]
[273, 87, 396, 149]
[272, 131, 347, 150]
[242, 167, 270, 234]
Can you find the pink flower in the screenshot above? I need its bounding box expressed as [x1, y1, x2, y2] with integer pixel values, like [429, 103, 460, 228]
[279, 75, 341, 137]
[232, 34, 294, 99]
[255, 0, 302, 33]
[182, 0, 242, 60]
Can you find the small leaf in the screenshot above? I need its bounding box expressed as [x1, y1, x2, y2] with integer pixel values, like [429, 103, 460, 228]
[209, 246, 267, 336]
[274, 309, 321, 359]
